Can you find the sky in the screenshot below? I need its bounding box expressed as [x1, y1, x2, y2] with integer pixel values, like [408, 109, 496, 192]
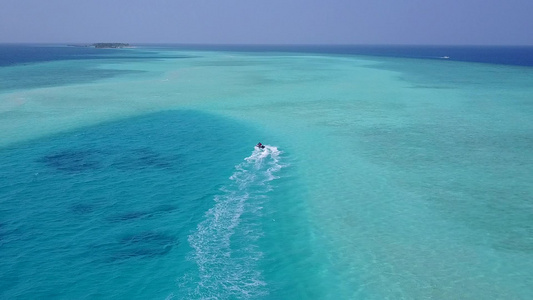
[1, 0, 532, 45]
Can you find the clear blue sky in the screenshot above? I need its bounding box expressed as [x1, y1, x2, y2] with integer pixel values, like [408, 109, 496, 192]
[1, 0, 532, 45]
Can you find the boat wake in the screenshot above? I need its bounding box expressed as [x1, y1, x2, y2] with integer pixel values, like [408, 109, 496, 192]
[180, 145, 283, 299]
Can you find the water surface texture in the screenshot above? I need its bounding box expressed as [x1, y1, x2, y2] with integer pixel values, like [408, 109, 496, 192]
[1, 45, 532, 299]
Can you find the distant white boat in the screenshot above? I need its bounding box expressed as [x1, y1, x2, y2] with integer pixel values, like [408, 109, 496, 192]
[440, 56, 450, 59]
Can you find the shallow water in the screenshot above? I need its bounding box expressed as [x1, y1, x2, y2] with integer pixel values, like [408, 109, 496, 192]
[1, 45, 532, 299]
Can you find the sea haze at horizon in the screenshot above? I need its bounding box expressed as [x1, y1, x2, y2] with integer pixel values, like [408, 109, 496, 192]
[0, 44, 532, 299]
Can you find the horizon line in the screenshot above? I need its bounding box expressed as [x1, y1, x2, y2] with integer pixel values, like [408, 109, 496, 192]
[1, 42, 533, 47]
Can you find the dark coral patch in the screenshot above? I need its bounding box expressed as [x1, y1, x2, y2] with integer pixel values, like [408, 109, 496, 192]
[39, 150, 101, 172]
[110, 231, 177, 262]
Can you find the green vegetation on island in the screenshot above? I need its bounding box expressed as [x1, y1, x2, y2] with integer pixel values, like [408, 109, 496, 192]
[92, 43, 130, 48]
[68, 43, 130, 48]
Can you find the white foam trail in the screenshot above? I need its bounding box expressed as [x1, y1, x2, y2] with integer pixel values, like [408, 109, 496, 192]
[184, 145, 283, 299]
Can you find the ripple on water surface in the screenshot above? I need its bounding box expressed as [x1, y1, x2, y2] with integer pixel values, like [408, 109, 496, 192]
[0, 110, 266, 299]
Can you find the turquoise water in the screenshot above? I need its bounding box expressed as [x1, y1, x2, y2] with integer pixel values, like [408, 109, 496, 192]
[1, 46, 532, 299]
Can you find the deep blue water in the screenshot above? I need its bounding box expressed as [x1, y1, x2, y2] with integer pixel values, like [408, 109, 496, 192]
[0, 44, 192, 67]
[145, 44, 533, 67]
[0, 44, 121, 67]
[3, 44, 532, 68]
[0, 44, 199, 91]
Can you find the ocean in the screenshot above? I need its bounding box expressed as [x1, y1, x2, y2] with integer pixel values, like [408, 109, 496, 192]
[0, 44, 532, 299]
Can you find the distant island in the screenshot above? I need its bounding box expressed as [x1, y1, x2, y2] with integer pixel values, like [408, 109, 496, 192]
[93, 43, 130, 48]
[68, 43, 130, 49]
